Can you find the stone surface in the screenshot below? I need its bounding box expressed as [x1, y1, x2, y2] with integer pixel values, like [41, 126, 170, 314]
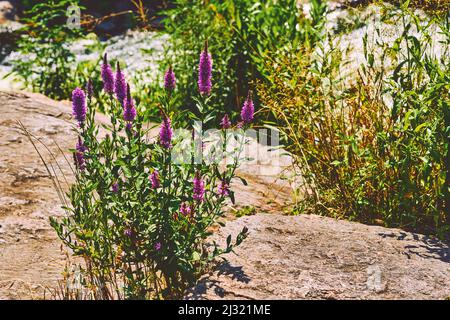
[187, 214, 450, 300]
[0, 91, 109, 299]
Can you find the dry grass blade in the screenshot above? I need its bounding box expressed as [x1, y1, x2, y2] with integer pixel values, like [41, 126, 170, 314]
[17, 121, 68, 208]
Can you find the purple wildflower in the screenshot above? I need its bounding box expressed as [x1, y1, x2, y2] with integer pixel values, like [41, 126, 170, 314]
[159, 117, 173, 149]
[101, 53, 114, 94]
[193, 171, 205, 202]
[154, 242, 162, 251]
[240, 91, 254, 124]
[180, 202, 192, 217]
[86, 79, 93, 100]
[220, 114, 231, 129]
[72, 87, 86, 125]
[124, 228, 133, 238]
[150, 170, 160, 189]
[217, 180, 230, 197]
[115, 62, 127, 105]
[74, 138, 86, 171]
[164, 66, 176, 91]
[76, 137, 87, 152]
[123, 84, 137, 122]
[198, 40, 212, 95]
[112, 182, 119, 193]
[74, 152, 85, 171]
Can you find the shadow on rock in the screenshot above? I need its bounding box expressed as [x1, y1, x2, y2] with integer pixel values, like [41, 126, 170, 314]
[185, 261, 251, 300]
[379, 231, 450, 263]
[217, 261, 251, 284]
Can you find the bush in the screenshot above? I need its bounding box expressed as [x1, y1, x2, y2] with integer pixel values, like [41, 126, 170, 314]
[47, 46, 251, 299]
[258, 5, 450, 237]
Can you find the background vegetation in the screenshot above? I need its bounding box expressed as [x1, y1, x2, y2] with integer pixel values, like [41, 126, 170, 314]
[157, 0, 326, 126]
[258, 3, 450, 236]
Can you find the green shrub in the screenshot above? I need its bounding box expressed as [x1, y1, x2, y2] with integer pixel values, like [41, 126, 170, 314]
[258, 5, 450, 237]
[32, 50, 252, 299]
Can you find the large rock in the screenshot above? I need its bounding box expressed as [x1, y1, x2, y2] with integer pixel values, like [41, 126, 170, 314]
[187, 214, 450, 300]
[0, 91, 73, 299]
[0, 91, 109, 299]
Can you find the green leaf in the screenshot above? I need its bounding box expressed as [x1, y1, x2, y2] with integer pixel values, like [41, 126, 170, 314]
[192, 251, 201, 261]
[237, 176, 248, 185]
[229, 191, 236, 205]
[414, 122, 428, 133]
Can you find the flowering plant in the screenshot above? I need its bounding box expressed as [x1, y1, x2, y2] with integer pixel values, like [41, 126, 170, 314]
[50, 45, 253, 299]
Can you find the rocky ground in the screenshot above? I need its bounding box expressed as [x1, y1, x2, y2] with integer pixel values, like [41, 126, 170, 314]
[0, 91, 71, 299]
[0, 91, 92, 299]
[1, 90, 450, 300]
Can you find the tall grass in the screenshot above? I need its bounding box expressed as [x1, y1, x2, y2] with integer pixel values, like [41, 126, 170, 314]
[259, 4, 450, 237]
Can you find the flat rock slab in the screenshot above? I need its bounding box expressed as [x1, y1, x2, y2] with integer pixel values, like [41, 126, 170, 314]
[187, 214, 450, 300]
[0, 91, 110, 299]
[0, 91, 75, 299]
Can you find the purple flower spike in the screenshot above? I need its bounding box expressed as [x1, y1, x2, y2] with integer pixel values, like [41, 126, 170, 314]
[74, 152, 85, 171]
[74, 137, 86, 171]
[164, 66, 176, 91]
[124, 228, 133, 237]
[180, 202, 192, 217]
[115, 62, 127, 105]
[220, 114, 231, 129]
[217, 180, 230, 197]
[123, 84, 137, 122]
[86, 79, 93, 100]
[150, 170, 161, 189]
[198, 40, 212, 95]
[72, 87, 86, 125]
[112, 182, 119, 193]
[240, 91, 254, 124]
[193, 171, 205, 202]
[159, 117, 173, 149]
[154, 242, 162, 251]
[76, 137, 87, 152]
[101, 53, 114, 94]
